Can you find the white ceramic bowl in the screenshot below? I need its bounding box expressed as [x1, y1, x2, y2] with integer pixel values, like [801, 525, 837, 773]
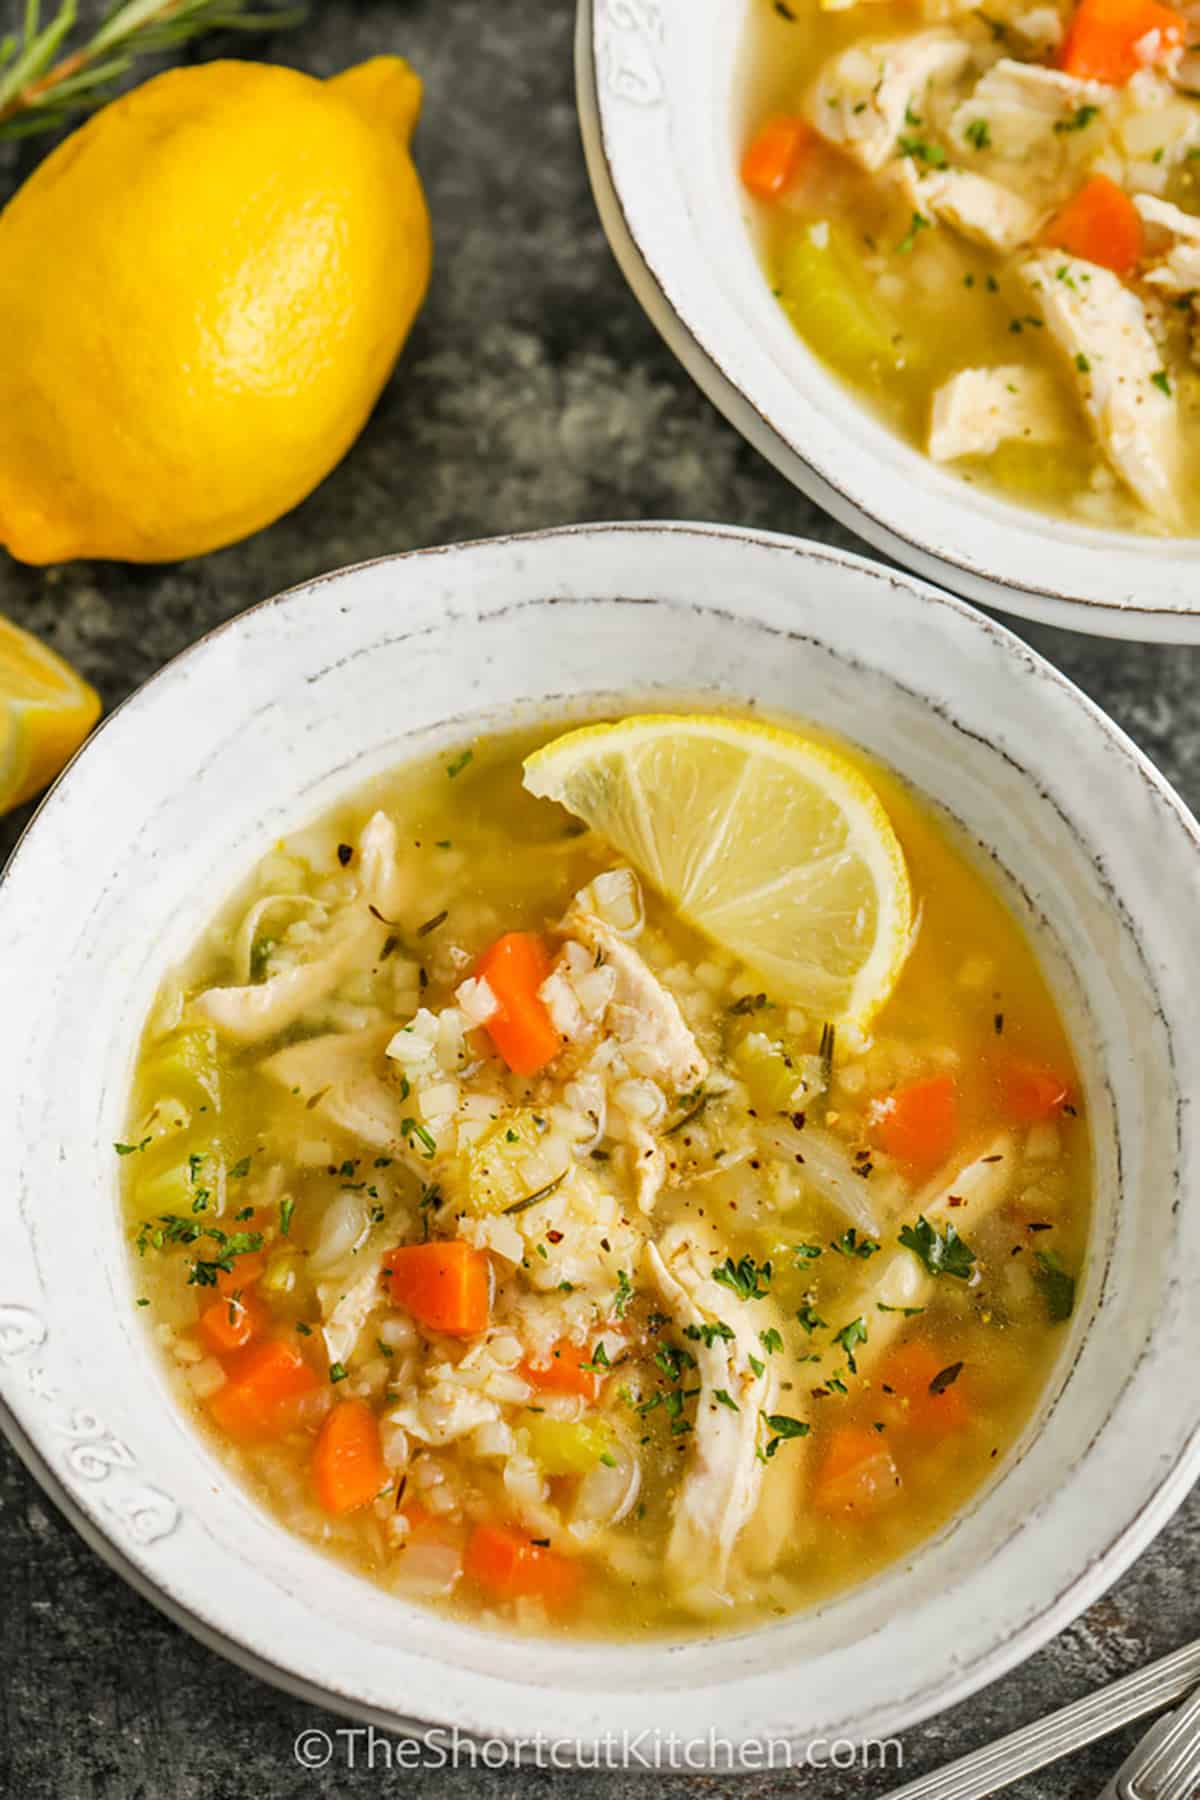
[2, 522, 1199, 1763]
[577, 0, 1200, 641]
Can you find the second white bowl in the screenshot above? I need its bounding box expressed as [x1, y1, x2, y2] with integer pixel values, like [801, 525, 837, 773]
[578, 0, 1200, 640]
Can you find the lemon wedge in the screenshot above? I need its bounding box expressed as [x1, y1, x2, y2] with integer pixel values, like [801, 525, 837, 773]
[523, 714, 913, 1026]
[0, 617, 101, 813]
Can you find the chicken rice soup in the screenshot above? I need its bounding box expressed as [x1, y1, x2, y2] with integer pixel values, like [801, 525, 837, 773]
[742, 0, 1200, 532]
[121, 716, 1088, 1638]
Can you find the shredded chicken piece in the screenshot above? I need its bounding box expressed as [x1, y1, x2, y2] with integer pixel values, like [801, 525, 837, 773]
[320, 1254, 391, 1368]
[1135, 192, 1200, 296]
[1022, 250, 1180, 521]
[899, 166, 1045, 253]
[195, 812, 407, 1045]
[260, 1024, 415, 1156]
[646, 1227, 780, 1611]
[929, 364, 1072, 461]
[562, 904, 707, 1094]
[808, 31, 973, 171]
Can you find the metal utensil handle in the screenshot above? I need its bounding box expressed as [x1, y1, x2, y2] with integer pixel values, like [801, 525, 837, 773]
[882, 1640, 1200, 1800]
[1120, 1681, 1200, 1799]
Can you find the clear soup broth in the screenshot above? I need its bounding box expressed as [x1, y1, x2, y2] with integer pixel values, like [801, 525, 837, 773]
[121, 715, 1088, 1639]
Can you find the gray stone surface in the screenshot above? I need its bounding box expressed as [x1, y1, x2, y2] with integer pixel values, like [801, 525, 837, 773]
[1, 0, 1197, 1793]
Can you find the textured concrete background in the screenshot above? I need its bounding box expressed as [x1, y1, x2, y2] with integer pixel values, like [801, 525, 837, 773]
[1, 1, 1198, 1794]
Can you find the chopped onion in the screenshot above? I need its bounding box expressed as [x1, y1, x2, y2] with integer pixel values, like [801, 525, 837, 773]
[390, 1539, 462, 1598]
[309, 1189, 371, 1273]
[455, 975, 499, 1026]
[760, 1120, 880, 1234]
[572, 1434, 641, 1531]
[579, 868, 645, 938]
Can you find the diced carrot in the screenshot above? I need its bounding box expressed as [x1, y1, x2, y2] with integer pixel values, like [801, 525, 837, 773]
[740, 115, 815, 199]
[197, 1289, 269, 1356]
[812, 1425, 901, 1515]
[313, 1398, 388, 1515]
[207, 1337, 319, 1441]
[878, 1340, 969, 1436]
[463, 1522, 580, 1609]
[872, 1073, 958, 1175]
[996, 1058, 1074, 1123]
[1060, 0, 1185, 83]
[475, 931, 561, 1076]
[215, 1248, 266, 1297]
[1041, 175, 1143, 276]
[383, 1240, 491, 1336]
[520, 1338, 600, 1400]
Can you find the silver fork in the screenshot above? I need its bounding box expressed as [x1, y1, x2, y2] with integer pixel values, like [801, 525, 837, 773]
[880, 1639, 1200, 1800]
[1097, 1681, 1200, 1798]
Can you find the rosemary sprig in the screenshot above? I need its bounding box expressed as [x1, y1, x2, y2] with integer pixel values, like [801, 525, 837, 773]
[0, 0, 305, 141]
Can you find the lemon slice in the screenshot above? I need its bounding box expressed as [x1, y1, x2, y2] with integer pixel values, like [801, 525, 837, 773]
[523, 714, 912, 1025]
[0, 617, 101, 814]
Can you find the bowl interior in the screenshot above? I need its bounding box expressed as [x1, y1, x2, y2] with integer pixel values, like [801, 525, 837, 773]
[1, 524, 1198, 1753]
[585, 0, 1200, 635]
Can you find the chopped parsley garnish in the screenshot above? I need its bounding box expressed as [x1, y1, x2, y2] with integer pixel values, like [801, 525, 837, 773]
[830, 1227, 880, 1259]
[898, 135, 948, 167]
[400, 1117, 437, 1158]
[713, 1388, 740, 1412]
[446, 748, 474, 779]
[280, 1197, 295, 1237]
[897, 211, 931, 254]
[795, 1302, 828, 1335]
[964, 118, 991, 150]
[1152, 370, 1173, 396]
[377, 1337, 394, 1358]
[114, 1137, 151, 1156]
[228, 1155, 251, 1180]
[748, 1355, 765, 1379]
[329, 1362, 349, 1383]
[794, 1242, 823, 1262]
[759, 1411, 811, 1459]
[613, 1269, 634, 1319]
[1034, 1249, 1076, 1322]
[1075, 353, 1091, 374]
[654, 1342, 696, 1382]
[759, 1327, 784, 1356]
[877, 1301, 925, 1316]
[1054, 104, 1099, 134]
[899, 1214, 976, 1280]
[713, 1254, 772, 1301]
[684, 1320, 736, 1347]
[833, 1316, 868, 1374]
[581, 1340, 612, 1373]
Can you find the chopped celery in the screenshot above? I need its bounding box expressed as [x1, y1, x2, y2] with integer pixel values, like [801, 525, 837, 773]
[776, 223, 909, 384]
[142, 1027, 221, 1114]
[735, 1031, 815, 1114]
[524, 1414, 613, 1476]
[459, 1109, 547, 1215]
[128, 1148, 217, 1224]
[260, 1245, 313, 1312]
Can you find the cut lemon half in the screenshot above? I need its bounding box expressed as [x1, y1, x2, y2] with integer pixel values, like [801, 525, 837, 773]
[0, 616, 101, 814]
[523, 714, 913, 1026]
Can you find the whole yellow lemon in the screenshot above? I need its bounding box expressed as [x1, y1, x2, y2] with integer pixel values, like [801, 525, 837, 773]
[0, 57, 431, 564]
